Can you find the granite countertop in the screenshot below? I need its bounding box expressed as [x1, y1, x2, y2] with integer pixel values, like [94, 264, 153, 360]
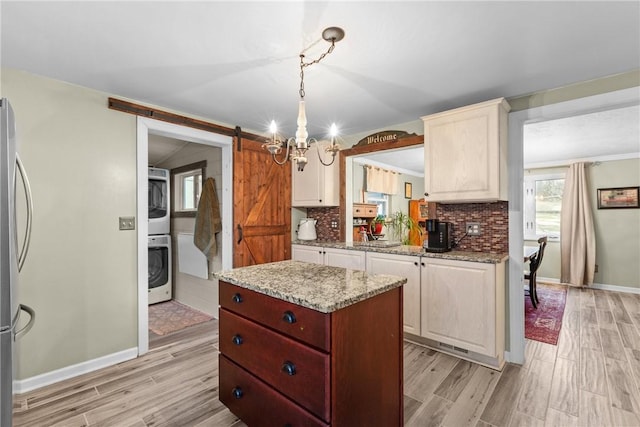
[293, 240, 508, 264]
[213, 260, 407, 314]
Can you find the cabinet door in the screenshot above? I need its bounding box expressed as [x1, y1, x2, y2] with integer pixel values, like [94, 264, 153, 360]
[292, 245, 324, 264]
[291, 145, 339, 207]
[421, 258, 496, 356]
[423, 98, 508, 202]
[366, 252, 421, 335]
[323, 248, 365, 271]
[353, 203, 377, 218]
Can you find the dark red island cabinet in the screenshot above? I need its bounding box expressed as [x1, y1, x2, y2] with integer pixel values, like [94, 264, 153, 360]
[218, 280, 403, 426]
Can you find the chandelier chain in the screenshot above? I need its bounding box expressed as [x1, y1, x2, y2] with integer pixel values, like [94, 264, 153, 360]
[298, 39, 336, 99]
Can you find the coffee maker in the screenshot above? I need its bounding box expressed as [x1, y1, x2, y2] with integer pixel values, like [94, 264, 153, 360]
[423, 219, 453, 253]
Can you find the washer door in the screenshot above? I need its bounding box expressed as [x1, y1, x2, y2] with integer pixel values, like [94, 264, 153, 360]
[148, 246, 169, 289]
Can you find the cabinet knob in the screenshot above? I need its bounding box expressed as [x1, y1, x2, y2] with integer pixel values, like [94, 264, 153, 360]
[232, 293, 243, 304]
[421, 262, 425, 267]
[232, 387, 244, 399]
[232, 335, 243, 346]
[414, 261, 418, 266]
[424, 192, 429, 197]
[282, 311, 297, 324]
[282, 361, 297, 376]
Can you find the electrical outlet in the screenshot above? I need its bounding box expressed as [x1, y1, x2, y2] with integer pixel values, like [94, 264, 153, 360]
[119, 216, 136, 230]
[466, 222, 481, 236]
[330, 220, 339, 229]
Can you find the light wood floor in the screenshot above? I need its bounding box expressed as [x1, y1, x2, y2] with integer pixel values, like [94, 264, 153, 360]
[14, 286, 640, 426]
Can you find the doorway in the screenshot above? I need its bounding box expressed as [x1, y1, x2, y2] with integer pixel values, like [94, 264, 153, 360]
[136, 117, 233, 355]
[506, 86, 640, 364]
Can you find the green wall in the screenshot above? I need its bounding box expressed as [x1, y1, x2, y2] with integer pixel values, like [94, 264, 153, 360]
[3, 68, 138, 379]
[526, 159, 640, 288]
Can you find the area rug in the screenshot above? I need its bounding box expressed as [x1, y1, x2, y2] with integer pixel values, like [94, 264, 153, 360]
[148, 300, 213, 336]
[525, 283, 567, 345]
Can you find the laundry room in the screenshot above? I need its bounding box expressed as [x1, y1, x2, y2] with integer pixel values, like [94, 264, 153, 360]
[147, 134, 223, 330]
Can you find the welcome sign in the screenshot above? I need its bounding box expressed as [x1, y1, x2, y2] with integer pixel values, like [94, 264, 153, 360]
[354, 130, 417, 147]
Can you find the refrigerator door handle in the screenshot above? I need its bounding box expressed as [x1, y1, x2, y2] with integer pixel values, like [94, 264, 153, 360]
[16, 154, 33, 272]
[15, 304, 35, 340]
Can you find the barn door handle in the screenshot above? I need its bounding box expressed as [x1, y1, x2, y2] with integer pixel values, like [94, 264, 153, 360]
[237, 224, 243, 244]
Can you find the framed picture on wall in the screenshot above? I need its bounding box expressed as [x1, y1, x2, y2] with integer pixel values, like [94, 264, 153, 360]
[597, 186, 640, 209]
[404, 182, 412, 199]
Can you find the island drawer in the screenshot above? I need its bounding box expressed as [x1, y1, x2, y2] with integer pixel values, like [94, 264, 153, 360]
[220, 308, 330, 421]
[219, 281, 330, 351]
[219, 355, 329, 427]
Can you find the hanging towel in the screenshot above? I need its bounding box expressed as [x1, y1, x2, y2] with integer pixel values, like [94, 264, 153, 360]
[194, 177, 222, 260]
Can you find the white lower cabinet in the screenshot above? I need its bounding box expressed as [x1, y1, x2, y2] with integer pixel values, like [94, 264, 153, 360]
[365, 252, 421, 335]
[323, 247, 365, 270]
[291, 244, 365, 271]
[421, 258, 504, 363]
[291, 244, 324, 264]
[293, 244, 506, 369]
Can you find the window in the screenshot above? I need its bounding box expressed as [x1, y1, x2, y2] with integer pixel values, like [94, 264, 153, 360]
[524, 173, 565, 240]
[366, 192, 389, 216]
[171, 161, 206, 217]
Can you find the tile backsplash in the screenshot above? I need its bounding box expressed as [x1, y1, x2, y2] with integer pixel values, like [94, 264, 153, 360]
[306, 201, 509, 254]
[436, 201, 509, 254]
[306, 207, 341, 241]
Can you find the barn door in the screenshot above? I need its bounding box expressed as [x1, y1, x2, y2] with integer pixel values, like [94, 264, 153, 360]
[233, 133, 291, 267]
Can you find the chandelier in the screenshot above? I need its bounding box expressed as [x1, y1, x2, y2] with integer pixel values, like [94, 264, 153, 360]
[263, 27, 345, 172]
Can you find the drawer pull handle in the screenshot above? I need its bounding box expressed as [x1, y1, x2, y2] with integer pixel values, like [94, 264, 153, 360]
[232, 293, 243, 304]
[282, 311, 297, 324]
[232, 387, 244, 399]
[232, 335, 243, 346]
[282, 361, 297, 376]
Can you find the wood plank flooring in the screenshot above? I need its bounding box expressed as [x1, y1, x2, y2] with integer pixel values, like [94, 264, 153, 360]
[14, 286, 640, 426]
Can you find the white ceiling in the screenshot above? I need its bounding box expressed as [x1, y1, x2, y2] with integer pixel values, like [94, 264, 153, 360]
[2, 1, 639, 169]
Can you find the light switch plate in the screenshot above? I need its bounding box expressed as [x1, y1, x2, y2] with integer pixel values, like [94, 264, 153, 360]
[119, 216, 136, 230]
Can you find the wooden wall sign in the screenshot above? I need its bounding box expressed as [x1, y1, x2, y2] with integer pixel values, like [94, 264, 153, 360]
[354, 130, 417, 147]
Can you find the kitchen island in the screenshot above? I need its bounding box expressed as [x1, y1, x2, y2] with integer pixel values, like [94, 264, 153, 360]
[214, 260, 406, 426]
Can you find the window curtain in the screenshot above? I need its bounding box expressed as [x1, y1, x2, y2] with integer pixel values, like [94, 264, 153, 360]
[365, 165, 399, 195]
[560, 162, 596, 286]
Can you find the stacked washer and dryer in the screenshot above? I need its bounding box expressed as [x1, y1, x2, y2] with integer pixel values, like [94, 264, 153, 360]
[148, 167, 172, 305]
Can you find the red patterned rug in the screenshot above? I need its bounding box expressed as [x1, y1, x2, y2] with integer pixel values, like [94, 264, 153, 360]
[525, 283, 567, 345]
[148, 300, 213, 336]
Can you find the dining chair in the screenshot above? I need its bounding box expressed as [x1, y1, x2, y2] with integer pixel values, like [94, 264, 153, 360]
[525, 236, 548, 308]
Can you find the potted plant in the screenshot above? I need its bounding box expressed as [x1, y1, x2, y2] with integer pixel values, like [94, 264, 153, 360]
[387, 211, 420, 245]
[372, 215, 386, 235]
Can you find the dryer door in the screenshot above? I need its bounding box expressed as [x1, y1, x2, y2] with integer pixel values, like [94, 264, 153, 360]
[148, 178, 167, 219]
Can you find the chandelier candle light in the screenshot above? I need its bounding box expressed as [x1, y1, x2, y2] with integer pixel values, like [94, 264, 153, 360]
[263, 27, 345, 171]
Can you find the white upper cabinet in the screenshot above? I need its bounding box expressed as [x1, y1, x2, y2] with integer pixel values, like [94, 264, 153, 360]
[291, 144, 339, 207]
[422, 98, 510, 203]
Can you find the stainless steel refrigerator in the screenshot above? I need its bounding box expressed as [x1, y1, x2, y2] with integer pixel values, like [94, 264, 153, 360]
[1, 98, 35, 425]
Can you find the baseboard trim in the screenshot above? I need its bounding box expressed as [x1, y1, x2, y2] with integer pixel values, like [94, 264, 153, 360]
[13, 347, 138, 394]
[591, 282, 640, 294]
[537, 276, 640, 294]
